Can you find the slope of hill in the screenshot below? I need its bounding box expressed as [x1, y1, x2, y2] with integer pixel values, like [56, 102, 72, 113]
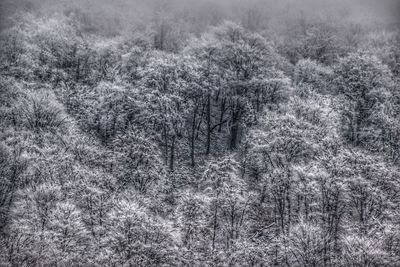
[1, 1, 400, 266]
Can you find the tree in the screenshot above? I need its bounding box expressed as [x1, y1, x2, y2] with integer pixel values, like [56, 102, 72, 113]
[0, 143, 27, 231]
[282, 221, 327, 267]
[16, 90, 68, 133]
[105, 198, 178, 266]
[177, 190, 210, 257]
[201, 156, 248, 254]
[7, 183, 62, 265]
[138, 52, 191, 171]
[188, 21, 287, 151]
[332, 52, 393, 147]
[279, 18, 341, 65]
[342, 234, 390, 267]
[293, 59, 332, 95]
[46, 202, 90, 265]
[112, 129, 165, 193]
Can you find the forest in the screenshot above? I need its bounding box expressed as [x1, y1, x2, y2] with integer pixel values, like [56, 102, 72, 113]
[0, 0, 400, 266]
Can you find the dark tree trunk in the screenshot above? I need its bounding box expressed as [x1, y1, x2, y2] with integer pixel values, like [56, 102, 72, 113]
[190, 105, 198, 167]
[163, 126, 168, 165]
[75, 57, 80, 82]
[218, 98, 226, 133]
[169, 135, 175, 171]
[206, 92, 211, 155]
[212, 204, 218, 251]
[229, 121, 239, 150]
[229, 102, 241, 150]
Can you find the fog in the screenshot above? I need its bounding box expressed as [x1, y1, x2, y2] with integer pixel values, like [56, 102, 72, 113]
[1, 0, 399, 32]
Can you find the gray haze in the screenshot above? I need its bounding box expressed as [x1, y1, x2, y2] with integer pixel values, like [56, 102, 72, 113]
[1, 0, 399, 32]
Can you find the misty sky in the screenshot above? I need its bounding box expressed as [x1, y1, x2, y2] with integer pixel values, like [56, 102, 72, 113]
[1, 0, 399, 31]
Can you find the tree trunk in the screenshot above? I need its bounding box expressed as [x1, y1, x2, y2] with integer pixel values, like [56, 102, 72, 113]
[75, 57, 80, 82]
[169, 135, 175, 171]
[206, 92, 211, 155]
[218, 98, 226, 133]
[163, 126, 168, 165]
[190, 105, 198, 167]
[212, 204, 218, 251]
[229, 105, 240, 150]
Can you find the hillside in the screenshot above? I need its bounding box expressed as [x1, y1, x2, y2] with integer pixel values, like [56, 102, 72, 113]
[1, 1, 400, 266]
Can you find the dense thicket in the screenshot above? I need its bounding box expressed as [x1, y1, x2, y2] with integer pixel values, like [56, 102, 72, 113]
[1, 1, 400, 266]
